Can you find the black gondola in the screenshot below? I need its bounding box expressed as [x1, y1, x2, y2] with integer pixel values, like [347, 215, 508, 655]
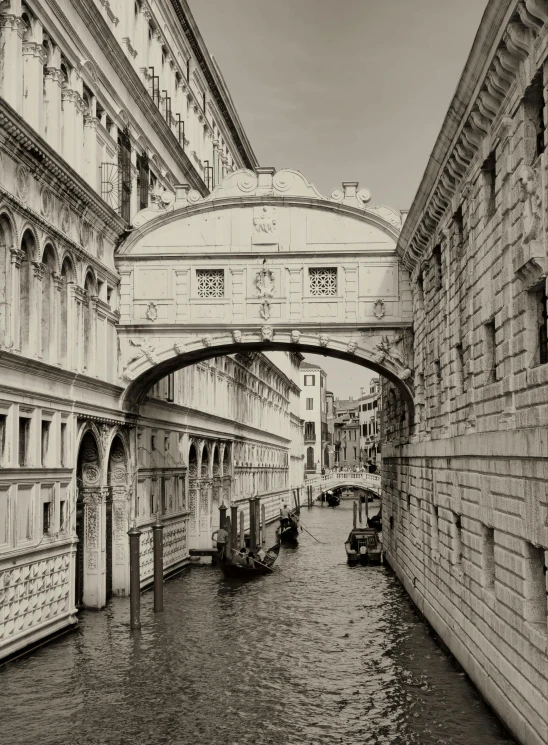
[219, 542, 281, 578]
[368, 506, 382, 531]
[326, 490, 341, 507]
[278, 509, 300, 542]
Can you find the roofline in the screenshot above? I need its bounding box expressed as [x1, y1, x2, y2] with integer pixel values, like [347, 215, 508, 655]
[396, 0, 517, 263]
[170, 0, 259, 170]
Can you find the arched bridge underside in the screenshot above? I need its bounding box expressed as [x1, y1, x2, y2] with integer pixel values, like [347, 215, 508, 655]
[116, 167, 415, 415]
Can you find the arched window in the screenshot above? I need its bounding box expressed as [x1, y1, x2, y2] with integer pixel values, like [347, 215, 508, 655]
[19, 230, 35, 354]
[59, 257, 74, 365]
[306, 447, 314, 471]
[83, 270, 96, 372]
[41, 245, 56, 363]
[0, 214, 13, 346]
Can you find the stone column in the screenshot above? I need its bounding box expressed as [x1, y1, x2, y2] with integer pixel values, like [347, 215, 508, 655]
[83, 95, 98, 191]
[87, 295, 98, 377]
[8, 247, 22, 350]
[137, 4, 151, 83]
[51, 272, 62, 365]
[0, 4, 24, 113]
[70, 284, 86, 372]
[61, 89, 78, 170]
[110, 485, 130, 596]
[31, 261, 44, 359]
[22, 38, 46, 133]
[43, 66, 62, 151]
[81, 487, 107, 609]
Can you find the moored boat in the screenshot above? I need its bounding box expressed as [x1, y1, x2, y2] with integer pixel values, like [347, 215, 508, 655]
[345, 500, 383, 565]
[345, 527, 383, 565]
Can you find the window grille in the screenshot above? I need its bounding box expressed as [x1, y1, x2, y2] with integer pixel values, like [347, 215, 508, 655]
[196, 269, 224, 298]
[309, 267, 337, 296]
[148, 67, 160, 107]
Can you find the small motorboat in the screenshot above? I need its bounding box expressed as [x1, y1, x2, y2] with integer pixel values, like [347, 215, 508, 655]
[326, 490, 340, 507]
[345, 500, 383, 565]
[220, 542, 281, 578]
[278, 509, 300, 542]
[345, 527, 383, 565]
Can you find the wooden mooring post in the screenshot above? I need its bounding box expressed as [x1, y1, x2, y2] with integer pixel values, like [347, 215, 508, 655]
[152, 516, 164, 613]
[239, 509, 245, 548]
[261, 503, 266, 544]
[128, 525, 142, 630]
[358, 498, 363, 524]
[353, 501, 358, 529]
[249, 497, 257, 551]
[230, 505, 238, 553]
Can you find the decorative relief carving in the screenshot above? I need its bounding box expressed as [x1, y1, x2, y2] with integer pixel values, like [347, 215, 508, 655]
[145, 301, 158, 321]
[516, 163, 542, 244]
[372, 299, 386, 319]
[96, 233, 105, 261]
[261, 325, 274, 342]
[256, 264, 275, 319]
[290, 330, 301, 344]
[202, 335, 213, 347]
[60, 204, 71, 235]
[318, 334, 330, 347]
[0, 554, 71, 640]
[347, 340, 358, 354]
[232, 329, 242, 343]
[15, 164, 29, 202]
[40, 186, 54, 219]
[253, 206, 276, 234]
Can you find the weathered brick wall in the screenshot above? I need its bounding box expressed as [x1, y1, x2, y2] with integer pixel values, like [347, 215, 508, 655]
[383, 3, 548, 744]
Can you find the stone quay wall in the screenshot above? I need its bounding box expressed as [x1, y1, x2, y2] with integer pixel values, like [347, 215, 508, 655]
[383, 2, 548, 744]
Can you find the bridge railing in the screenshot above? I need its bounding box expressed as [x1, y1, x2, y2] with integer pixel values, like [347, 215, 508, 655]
[304, 470, 381, 492]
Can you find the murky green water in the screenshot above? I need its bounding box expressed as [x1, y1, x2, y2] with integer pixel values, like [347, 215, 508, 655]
[0, 503, 516, 745]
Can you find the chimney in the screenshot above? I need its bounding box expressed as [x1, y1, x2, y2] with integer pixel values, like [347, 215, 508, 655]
[349, 395, 353, 401]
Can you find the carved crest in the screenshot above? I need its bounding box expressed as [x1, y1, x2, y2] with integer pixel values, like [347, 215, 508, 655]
[373, 299, 386, 319]
[146, 301, 158, 322]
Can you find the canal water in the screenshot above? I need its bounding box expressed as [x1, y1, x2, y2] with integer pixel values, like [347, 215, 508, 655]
[0, 502, 516, 745]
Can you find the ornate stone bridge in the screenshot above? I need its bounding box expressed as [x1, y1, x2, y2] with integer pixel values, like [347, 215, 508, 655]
[304, 471, 381, 502]
[115, 167, 415, 418]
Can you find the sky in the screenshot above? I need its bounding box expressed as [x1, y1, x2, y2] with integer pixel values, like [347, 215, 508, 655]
[188, 0, 489, 397]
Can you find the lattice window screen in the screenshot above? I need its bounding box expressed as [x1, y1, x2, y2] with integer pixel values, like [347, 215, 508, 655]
[196, 269, 224, 297]
[309, 267, 337, 296]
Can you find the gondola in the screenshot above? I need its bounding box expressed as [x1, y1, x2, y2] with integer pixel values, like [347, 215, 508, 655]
[219, 541, 281, 578]
[368, 506, 382, 531]
[326, 490, 341, 507]
[278, 509, 300, 542]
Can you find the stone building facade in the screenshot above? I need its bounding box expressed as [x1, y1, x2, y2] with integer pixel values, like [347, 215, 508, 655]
[300, 361, 328, 472]
[383, 2, 548, 744]
[0, 0, 304, 661]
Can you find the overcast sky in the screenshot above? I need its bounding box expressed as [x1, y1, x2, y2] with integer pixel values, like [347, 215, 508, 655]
[188, 0, 489, 397]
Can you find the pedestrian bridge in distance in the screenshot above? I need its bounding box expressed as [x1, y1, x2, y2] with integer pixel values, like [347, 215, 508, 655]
[116, 167, 415, 424]
[304, 471, 381, 502]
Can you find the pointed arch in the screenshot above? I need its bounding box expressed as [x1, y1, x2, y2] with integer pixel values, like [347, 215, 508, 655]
[0, 211, 15, 346]
[40, 243, 57, 363]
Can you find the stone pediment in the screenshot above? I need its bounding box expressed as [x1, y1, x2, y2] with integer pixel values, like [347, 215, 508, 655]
[128, 167, 402, 239]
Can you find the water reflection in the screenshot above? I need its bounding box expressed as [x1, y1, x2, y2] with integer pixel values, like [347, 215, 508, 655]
[0, 503, 515, 745]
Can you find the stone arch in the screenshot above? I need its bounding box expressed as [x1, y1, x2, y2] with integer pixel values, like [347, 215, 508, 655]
[19, 228, 38, 353]
[119, 335, 415, 438]
[106, 434, 129, 599]
[211, 441, 220, 477]
[188, 440, 198, 479]
[75, 428, 102, 608]
[83, 269, 96, 372]
[200, 441, 210, 479]
[59, 254, 76, 365]
[0, 210, 15, 345]
[41, 243, 57, 363]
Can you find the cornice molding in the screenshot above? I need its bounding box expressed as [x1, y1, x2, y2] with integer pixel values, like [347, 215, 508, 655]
[49, 0, 209, 196]
[168, 0, 258, 170]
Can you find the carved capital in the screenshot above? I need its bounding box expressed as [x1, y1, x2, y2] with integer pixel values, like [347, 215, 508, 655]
[32, 262, 45, 280]
[9, 247, 24, 267]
